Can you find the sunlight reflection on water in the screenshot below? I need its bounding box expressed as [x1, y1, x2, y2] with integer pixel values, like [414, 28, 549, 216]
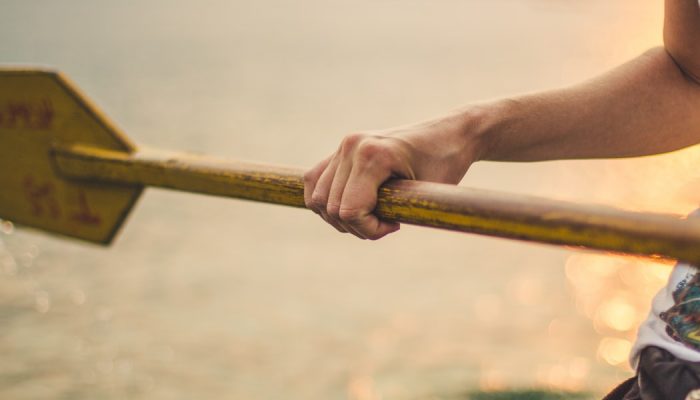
[0, 0, 691, 399]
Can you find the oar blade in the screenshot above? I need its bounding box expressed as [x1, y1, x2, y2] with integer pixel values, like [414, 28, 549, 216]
[0, 68, 142, 244]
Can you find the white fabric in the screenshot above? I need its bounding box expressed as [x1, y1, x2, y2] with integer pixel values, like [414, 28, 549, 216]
[630, 210, 700, 368]
[630, 262, 700, 367]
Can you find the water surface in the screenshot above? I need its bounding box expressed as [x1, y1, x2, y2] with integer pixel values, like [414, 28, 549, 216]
[1, 1, 695, 399]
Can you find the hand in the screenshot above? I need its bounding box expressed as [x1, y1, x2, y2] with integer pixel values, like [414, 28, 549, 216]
[304, 110, 485, 240]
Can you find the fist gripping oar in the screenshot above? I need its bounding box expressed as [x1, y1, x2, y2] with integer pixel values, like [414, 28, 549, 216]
[1, 68, 700, 264]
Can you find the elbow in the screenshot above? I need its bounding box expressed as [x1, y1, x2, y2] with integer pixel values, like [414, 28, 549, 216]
[664, 37, 700, 85]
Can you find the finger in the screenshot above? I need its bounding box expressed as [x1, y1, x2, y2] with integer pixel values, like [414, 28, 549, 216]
[340, 173, 400, 240]
[311, 156, 348, 233]
[320, 207, 349, 233]
[303, 155, 332, 210]
[339, 205, 400, 240]
[318, 208, 348, 234]
[325, 157, 370, 238]
[340, 215, 370, 240]
[338, 152, 405, 239]
[304, 155, 347, 233]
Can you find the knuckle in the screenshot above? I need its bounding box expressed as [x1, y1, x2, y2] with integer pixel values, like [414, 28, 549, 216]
[357, 140, 382, 157]
[309, 192, 327, 210]
[356, 141, 391, 166]
[326, 202, 340, 219]
[338, 207, 362, 223]
[302, 170, 314, 184]
[340, 133, 366, 152]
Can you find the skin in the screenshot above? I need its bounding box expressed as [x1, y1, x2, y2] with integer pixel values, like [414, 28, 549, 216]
[304, 0, 700, 240]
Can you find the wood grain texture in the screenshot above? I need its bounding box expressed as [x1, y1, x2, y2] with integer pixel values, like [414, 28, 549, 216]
[53, 143, 700, 264]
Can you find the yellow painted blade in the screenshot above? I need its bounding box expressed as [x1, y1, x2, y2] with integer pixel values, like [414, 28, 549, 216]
[0, 68, 142, 244]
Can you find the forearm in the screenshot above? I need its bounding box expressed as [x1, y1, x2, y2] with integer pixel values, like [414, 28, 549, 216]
[305, 2, 700, 240]
[471, 47, 700, 162]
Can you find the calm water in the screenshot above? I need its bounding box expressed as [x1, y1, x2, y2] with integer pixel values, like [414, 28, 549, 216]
[1, 1, 698, 399]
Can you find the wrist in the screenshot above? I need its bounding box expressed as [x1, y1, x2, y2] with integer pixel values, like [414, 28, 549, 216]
[451, 100, 510, 163]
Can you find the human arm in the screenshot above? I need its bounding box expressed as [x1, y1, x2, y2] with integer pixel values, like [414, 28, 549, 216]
[665, 0, 700, 84]
[478, 47, 700, 162]
[304, 1, 700, 240]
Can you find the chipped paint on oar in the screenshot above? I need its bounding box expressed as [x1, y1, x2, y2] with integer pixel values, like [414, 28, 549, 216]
[0, 69, 141, 243]
[2, 68, 700, 265]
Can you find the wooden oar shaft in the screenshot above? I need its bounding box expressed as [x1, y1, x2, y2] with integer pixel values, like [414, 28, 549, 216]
[52, 144, 700, 264]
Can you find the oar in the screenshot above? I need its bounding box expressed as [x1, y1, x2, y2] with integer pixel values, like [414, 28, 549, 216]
[2, 68, 700, 264]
